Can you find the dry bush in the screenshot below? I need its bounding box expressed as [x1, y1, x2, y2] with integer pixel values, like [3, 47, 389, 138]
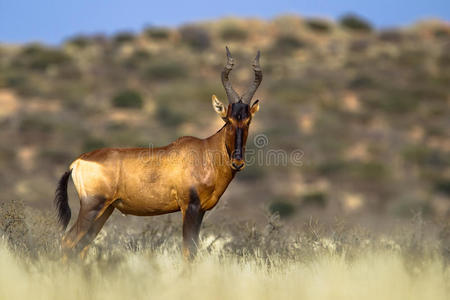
[179, 25, 211, 51]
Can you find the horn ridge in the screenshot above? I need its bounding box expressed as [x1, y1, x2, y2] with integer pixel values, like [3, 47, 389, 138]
[221, 46, 240, 104]
[241, 50, 263, 104]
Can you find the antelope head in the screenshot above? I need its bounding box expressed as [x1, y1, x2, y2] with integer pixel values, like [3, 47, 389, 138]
[212, 47, 263, 171]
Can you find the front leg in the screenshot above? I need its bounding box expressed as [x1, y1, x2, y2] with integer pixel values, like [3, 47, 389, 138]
[182, 188, 205, 260]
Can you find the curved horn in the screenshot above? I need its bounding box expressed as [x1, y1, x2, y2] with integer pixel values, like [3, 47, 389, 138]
[241, 50, 262, 104]
[221, 46, 239, 104]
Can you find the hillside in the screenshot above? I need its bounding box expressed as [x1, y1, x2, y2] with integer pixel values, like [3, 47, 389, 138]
[0, 15, 449, 228]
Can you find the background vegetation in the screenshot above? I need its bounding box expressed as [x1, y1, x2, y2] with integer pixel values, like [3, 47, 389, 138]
[0, 15, 448, 229]
[0, 14, 449, 299]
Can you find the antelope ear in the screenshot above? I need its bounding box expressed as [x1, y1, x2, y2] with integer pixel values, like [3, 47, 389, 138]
[212, 95, 227, 120]
[250, 99, 259, 116]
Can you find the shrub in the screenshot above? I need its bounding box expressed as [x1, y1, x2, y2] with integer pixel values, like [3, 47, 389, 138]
[179, 25, 211, 51]
[106, 121, 128, 131]
[112, 89, 143, 109]
[124, 50, 151, 69]
[316, 160, 347, 176]
[50, 81, 88, 105]
[339, 14, 372, 32]
[352, 161, 387, 180]
[17, 44, 71, 71]
[403, 146, 449, 169]
[434, 27, 450, 38]
[364, 90, 420, 114]
[434, 178, 450, 196]
[220, 24, 248, 41]
[397, 49, 426, 67]
[82, 137, 106, 153]
[305, 18, 331, 33]
[145, 60, 187, 80]
[301, 192, 327, 208]
[349, 75, 375, 89]
[390, 198, 433, 218]
[113, 32, 135, 44]
[156, 102, 186, 127]
[349, 39, 370, 52]
[4, 75, 39, 97]
[155, 81, 222, 107]
[19, 115, 54, 134]
[108, 129, 148, 147]
[66, 35, 92, 48]
[0, 147, 15, 167]
[237, 165, 266, 181]
[438, 48, 450, 67]
[269, 200, 296, 218]
[145, 27, 170, 40]
[378, 30, 404, 43]
[39, 149, 73, 164]
[316, 160, 387, 181]
[271, 34, 305, 55]
[2, 72, 28, 89]
[0, 200, 29, 251]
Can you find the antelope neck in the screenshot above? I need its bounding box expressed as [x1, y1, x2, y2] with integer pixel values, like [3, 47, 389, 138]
[206, 123, 232, 163]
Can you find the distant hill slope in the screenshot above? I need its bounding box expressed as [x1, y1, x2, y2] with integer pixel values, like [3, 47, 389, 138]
[0, 16, 449, 226]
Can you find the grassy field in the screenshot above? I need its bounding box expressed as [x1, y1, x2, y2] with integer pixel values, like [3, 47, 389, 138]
[0, 200, 449, 300]
[0, 244, 448, 300]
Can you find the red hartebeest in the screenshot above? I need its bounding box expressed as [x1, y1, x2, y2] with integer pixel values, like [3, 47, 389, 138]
[55, 47, 263, 259]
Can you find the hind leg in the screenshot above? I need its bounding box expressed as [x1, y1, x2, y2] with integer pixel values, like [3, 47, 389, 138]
[78, 205, 115, 259]
[62, 195, 108, 257]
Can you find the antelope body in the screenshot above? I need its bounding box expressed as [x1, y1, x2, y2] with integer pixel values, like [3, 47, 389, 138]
[55, 48, 262, 259]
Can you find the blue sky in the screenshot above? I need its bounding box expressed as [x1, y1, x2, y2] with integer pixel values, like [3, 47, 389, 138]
[0, 0, 449, 44]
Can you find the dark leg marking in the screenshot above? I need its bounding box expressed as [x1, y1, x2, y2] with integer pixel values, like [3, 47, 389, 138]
[182, 187, 205, 260]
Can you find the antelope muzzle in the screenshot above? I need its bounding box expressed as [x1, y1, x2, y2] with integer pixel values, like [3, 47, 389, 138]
[231, 127, 246, 171]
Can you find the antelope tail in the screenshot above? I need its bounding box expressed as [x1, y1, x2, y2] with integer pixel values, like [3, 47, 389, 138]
[54, 170, 72, 230]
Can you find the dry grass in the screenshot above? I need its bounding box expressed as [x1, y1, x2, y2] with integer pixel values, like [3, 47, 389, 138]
[0, 241, 448, 300]
[0, 200, 449, 300]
